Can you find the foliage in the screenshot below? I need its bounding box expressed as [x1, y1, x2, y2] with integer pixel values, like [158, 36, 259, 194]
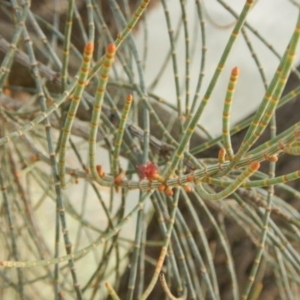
[0, 0, 300, 299]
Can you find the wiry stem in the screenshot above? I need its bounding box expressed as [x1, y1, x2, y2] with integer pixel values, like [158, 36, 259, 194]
[59, 42, 94, 187]
[89, 43, 116, 185]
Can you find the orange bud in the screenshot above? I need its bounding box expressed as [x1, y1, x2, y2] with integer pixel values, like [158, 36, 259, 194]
[218, 148, 226, 164]
[182, 185, 192, 193]
[137, 162, 159, 180]
[164, 187, 173, 196]
[231, 66, 239, 76]
[96, 165, 105, 177]
[107, 43, 116, 55]
[114, 170, 125, 184]
[186, 174, 194, 182]
[158, 184, 166, 191]
[84, 42, 94, 55]
[250, 161, 260, 171]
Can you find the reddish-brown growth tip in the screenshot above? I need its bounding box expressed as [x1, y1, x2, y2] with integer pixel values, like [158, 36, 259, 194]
[218, 148, 226, 164]
[30, 155, 39, 162]
[231, 66, 239, 76]
[250, 161, 260, 170]
[126, 94, 133, 102]
[85, 42, 94, 54]
[218, 148, 226, 155]
[107, 43, 116, 54]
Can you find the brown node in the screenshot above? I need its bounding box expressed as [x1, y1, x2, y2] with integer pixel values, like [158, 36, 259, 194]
[69, 170, 79, 184]
[3, 80, 11, 96]
[0, 261, 7, 266]
[46, 97, 53, 107]
[293, 129, 300, 138]
[278, 140, 285, 150]
[58, 291, 66, 298]
[263, 153, 278, 162]
[14, 172, 21, 178]
[29, 154, 39, 162]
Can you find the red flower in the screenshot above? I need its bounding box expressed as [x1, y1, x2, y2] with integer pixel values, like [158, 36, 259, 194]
[137, 162, 159, 180]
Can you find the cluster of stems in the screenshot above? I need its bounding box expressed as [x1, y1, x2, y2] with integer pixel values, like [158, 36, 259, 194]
[1, 1, 300, 300]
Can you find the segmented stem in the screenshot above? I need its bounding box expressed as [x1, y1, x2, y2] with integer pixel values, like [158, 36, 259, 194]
[190, 83, 300, 156]
[282, 141, 300, 155]
[219, 10, 300, 176]
[61, 0, 74, 91]
[196, 162, 260, 201]
[242, 109, 277, 299]
[139, 190, 181, 300]
[222, 66, 239, 160]
[112, 94, 133, 176]
[59, 42, 94, 187]
[0, 79, 79, 147]
[160, 272, 187, 300]
[0, 191, 152, 268]
[202, 168, 300, 188]
[163, 0, 254, 179]
[105, 282, 121, 300]
[88, 0, 150, 81]
[89, 43, 116, 185]
[0, 161, 24, 297]
[0, 15, 26, 88]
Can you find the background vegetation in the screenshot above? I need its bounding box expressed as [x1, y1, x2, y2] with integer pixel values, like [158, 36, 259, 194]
[1, 0, 300, 299]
